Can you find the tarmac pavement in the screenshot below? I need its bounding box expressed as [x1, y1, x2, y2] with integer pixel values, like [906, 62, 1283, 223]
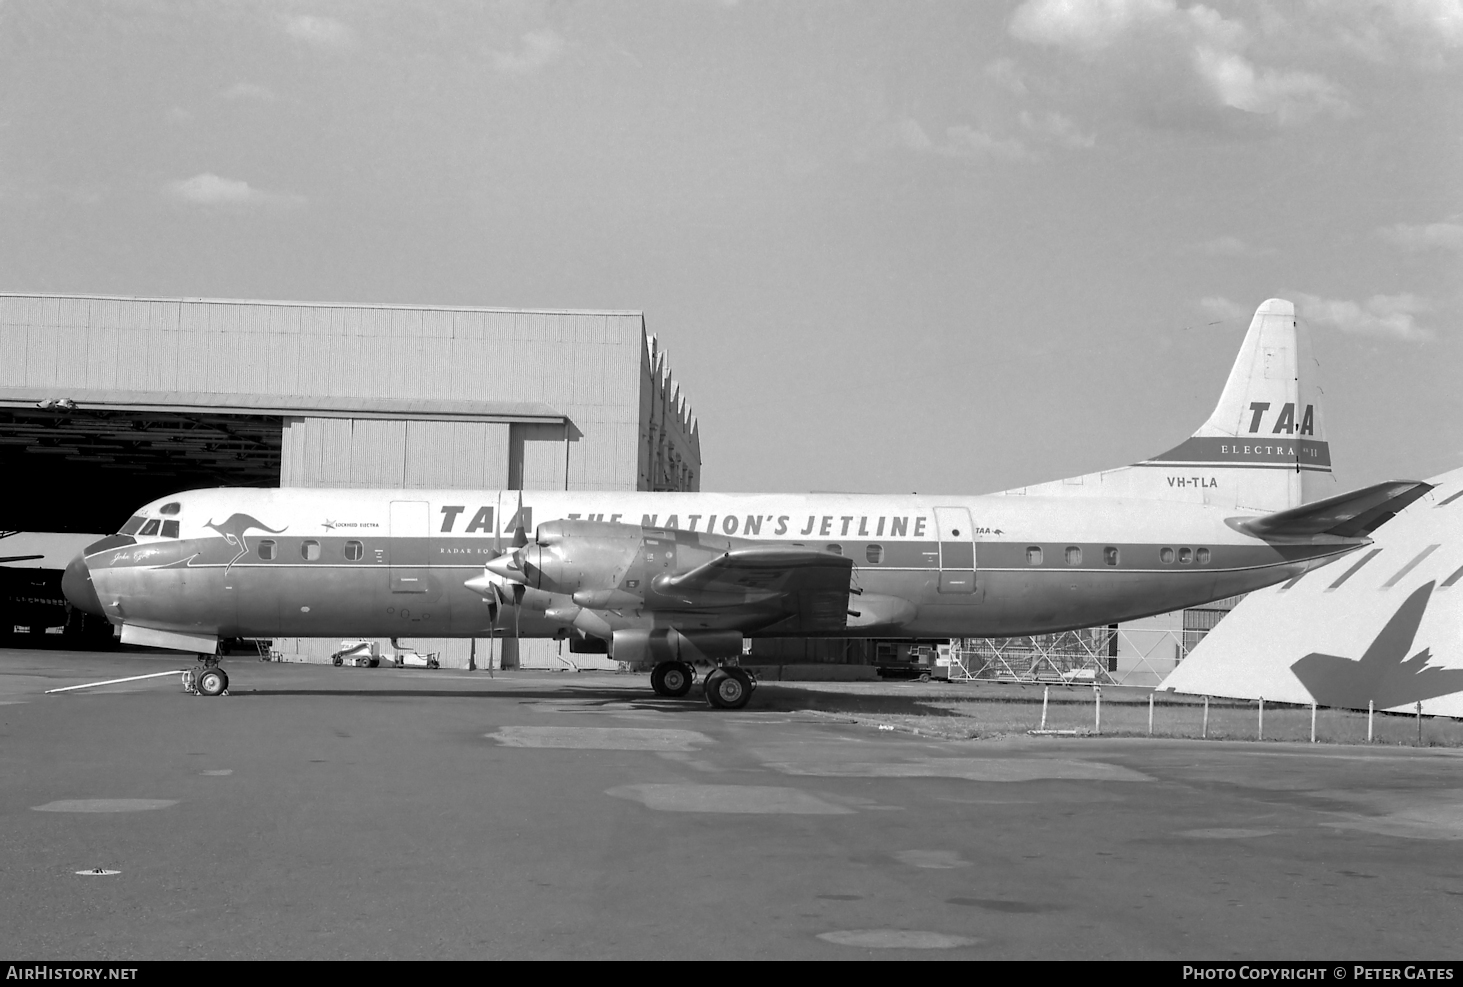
[2, 648, 1462, 960]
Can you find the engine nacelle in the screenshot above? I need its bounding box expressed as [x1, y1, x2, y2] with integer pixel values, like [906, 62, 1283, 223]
[518, 521, 643, 596]
[611, 628, 744, 669]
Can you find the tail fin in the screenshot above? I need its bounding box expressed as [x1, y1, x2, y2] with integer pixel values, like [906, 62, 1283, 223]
[1007, 299, 1335, 512]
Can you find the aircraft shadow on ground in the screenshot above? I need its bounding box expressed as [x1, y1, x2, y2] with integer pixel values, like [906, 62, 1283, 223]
[241, 687, 665, 703]
[754, 686, 959, 718]
[236, 684, 948, 717]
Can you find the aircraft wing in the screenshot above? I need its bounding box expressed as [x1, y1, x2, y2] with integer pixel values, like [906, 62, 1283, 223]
[1232, 480, 1434, 540]
[652, 547, 855, 632]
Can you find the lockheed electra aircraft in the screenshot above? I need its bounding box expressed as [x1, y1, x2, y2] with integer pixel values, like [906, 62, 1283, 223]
[64, 299, 1429, 708]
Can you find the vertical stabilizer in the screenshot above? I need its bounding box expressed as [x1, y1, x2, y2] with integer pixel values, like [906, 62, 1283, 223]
[1006, 299, 1334, 512]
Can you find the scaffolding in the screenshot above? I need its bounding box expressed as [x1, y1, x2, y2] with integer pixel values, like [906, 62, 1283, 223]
[947, 610, 1238, 687]
[948, 629, 1172, 686]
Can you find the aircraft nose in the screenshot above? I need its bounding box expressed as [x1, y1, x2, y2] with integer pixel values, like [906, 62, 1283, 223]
[62, 552, 104, 617]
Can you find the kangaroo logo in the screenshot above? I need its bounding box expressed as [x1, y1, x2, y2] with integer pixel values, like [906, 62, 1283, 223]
[205, 513, 287, 571]
[1290, 581, 1463, 709]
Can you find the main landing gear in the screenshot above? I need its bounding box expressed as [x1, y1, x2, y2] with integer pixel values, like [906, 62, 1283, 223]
[182, 655, 229, 697]
[650, 661, 694, 698]
[704, 667, 754, 709]
[648, 661, 755, 709]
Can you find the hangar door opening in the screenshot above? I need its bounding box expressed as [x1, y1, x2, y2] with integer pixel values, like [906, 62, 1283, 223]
[0, 406, 283, 534]
[0, 404, 283, 649]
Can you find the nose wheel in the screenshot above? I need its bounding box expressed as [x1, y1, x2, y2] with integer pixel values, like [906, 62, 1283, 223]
[183, 656, 229, 697]
[703, 667, 754, 709]
[650, 661, 694, 698]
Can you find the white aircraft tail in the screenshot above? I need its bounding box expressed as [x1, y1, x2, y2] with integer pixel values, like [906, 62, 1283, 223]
[1011, 299, 1334, 512]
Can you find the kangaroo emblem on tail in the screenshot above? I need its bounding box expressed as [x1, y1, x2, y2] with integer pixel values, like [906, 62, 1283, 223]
[205, 513, 288, 571]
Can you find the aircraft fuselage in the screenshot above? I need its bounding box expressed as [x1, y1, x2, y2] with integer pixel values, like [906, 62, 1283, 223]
[77, 487, 1358, 643]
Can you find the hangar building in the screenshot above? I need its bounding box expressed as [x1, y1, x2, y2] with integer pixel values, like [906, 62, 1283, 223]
[0, 293, 701, 668]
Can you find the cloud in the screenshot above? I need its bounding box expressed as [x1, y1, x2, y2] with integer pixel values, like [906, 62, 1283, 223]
[1293, 291, 1435, 341]
[1011, 0, 1186, 54]
[492, 29, 566, 75]
[1187, 236, 1279, 257]
[985, 57, 1029, 95]
[1283, 1, 1463, 67]
[1009, 0, 1353, 127]
[164, 173, 305, 209]
[1377, 220, 1463, 252]
[221, 82, 276, 101]
[279, 14, 354, 49]
[1190, 47, 1350, 125]
[1018, 109, 1096, 147]
[896, 118, 1037, 162]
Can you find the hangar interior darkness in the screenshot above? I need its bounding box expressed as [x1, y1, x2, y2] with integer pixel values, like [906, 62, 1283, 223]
[0, 406, 282, 534]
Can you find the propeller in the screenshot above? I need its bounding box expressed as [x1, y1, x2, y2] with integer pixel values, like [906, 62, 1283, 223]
[507, 491, 528, 660]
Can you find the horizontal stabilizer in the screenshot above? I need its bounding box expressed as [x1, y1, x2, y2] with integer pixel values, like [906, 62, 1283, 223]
[1231, 480, 1433, 540]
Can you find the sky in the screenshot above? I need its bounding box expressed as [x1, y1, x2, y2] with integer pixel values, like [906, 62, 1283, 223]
[1, 0, 1460, 495]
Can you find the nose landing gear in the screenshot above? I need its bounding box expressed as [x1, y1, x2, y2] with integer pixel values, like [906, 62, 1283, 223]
[183, 656, 229, 697]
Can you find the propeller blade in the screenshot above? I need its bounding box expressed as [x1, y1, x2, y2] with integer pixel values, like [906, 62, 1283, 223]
[511, 490, 528, 549]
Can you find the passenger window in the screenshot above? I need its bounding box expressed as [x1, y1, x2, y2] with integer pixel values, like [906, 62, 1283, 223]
[258, 540, 276, 561]
[1065, 546, 1082, 566]
[139, 519, 160, 536]
[302, 540, 321, 561]
[160, 520, 180, 538]
[120, 516, 145, 535]
[1104, 547, 1119, 566]
[1027, 546, 1043, 565]
[1160, 547, 1174, 564]
[159, 502, 181, 515]
[1196, 547, 1211, 565]
[1178, 547, 1193, 564]
[344, 540, 364, 562]
[865, 544, 883, 564]
[826, 544, 843, 556]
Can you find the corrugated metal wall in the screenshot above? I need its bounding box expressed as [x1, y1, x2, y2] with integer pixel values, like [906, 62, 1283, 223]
[0, 295, 648, 493]
[279, 418, 512, 489]
[639, 334, 701, 492]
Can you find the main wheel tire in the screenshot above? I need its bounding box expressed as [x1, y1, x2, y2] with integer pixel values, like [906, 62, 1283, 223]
[704, 667, 751, 709]
[651, 661, 694, 698]
[196, 667, 228, 697]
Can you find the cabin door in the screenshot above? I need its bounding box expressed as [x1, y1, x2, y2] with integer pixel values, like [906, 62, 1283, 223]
[389, 500, 430, 593]
[933, 506, 976, 595]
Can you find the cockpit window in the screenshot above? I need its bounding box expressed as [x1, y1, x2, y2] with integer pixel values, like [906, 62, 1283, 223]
[119, 516, 145, 535]
[160, 520, 180, 538]
[139, 519, 161, 536]
[159, 502, 181, 515]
